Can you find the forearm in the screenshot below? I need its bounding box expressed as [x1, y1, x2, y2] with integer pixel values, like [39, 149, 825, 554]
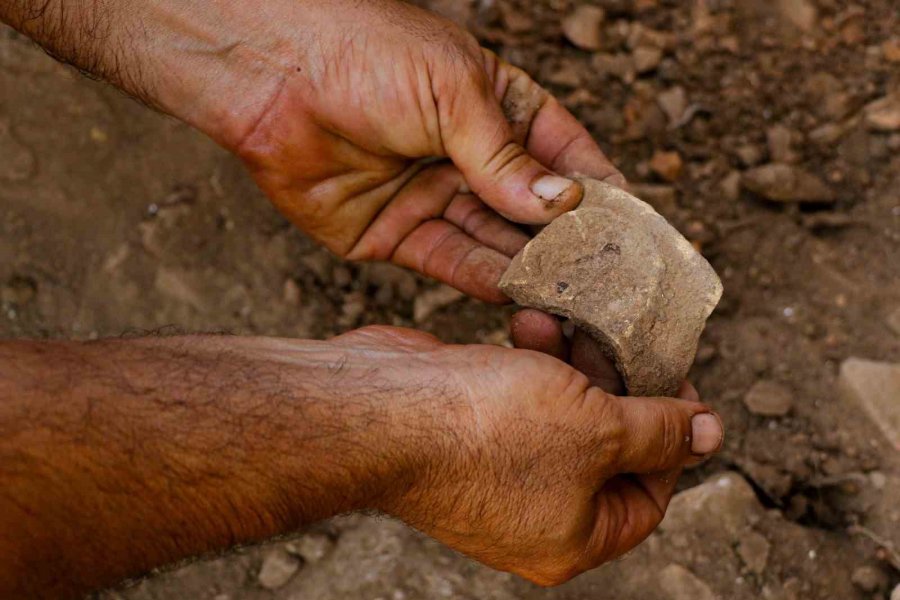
[0, 335, 436, 598]
[0, 0, 297, 146]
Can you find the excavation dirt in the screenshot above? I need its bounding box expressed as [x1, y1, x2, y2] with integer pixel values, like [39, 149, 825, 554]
[2, 0, 899, 598]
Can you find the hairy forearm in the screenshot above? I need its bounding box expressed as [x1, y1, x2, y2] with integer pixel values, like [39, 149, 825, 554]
[0, 0, 299, 146]
[0, 335, 440, 598]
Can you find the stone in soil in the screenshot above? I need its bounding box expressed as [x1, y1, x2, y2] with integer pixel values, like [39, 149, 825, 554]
[839, 358, 900, 449]
[864, 94, 900, 132]
[413, 284, 464, 324]
[287, 533, 334, 564]
[737, 530, 770, 574]
[743, 380, 793, 416]
[741, 164, 835, 203]
[500, 179, 722, 397]
[851, 565, 890, 593]
[658, 564, 715, 600]
[657, 86, 688, 126]
[561, 5, 604, 51]
[650, 150, 684, 182]
[257, 547, 301, 590]
[888, 306, 900, 336]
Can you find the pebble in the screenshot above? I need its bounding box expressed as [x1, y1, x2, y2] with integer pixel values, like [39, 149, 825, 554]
[257, 547, 301, 590]
[839, 358, 900, 449]
[864, 94, 900, 132]
[737, 531, 770, 574]
[561, 5, 605, 51]
[659, 564, 716, 600]
[657, 86, 688, 126]
[883, 38, 900, 63]
[650, 150, 684, 182]
[734, 144, 764, 167]
[775, 0, 818, 32]
[283, 278, 302, 306]
[744, 380, 793, 417]
[154, 267, 206, 311]
[633, 46, 663, 73]
[413, 285, 464, 323]
[766, 124, 797, 163]
[287, 532, 334, 564]
[887, 307, 900, 336]
[851, 566, 889, 592]
[332, 265, 353, 289]
[719, 170, 742, 202]
[741, 164, 835, 203]
[892, 583, 900, 600]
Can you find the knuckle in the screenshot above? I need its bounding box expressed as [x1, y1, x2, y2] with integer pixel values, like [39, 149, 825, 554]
[659, 408, 687, 465]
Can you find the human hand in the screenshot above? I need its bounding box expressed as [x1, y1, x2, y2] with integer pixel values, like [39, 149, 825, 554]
[332, 323, 722, 586]
[201, 0, 623, 302]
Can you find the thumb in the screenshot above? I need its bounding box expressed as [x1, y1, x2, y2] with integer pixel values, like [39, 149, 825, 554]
[597, 392, 724, 474]
[438, 67, 583, 224]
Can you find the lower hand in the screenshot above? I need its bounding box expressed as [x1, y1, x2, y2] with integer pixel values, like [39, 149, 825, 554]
[337, 316, 722, 586]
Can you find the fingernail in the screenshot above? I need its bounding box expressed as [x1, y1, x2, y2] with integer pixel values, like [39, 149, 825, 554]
[691, 412, 724, 455]
[530, 175, 575, 203]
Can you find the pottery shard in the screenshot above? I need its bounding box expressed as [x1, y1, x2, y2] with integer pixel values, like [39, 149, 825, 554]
[499, 179, 723, 397]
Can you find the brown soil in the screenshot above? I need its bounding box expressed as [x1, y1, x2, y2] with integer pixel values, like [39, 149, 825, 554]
[1, 0, 898, 598]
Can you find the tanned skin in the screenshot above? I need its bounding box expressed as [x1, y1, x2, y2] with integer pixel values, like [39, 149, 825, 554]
[0, 1, 725, 598]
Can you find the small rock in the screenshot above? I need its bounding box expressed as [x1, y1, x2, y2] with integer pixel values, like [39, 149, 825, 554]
[864, 94, 900, 132]
[257, 547, 301, 590]
[592, 53, 635, 83]
[744, 380, 793, 417]
[737, 531, 771, 574]
[809, 123, 847, 146]
[413, 285, 464, 323]
[287, 533, 334, 564]
[839, 358, 900, 449]
[283, 278, 302, 306]
[741, 164, 835, 203]
[546, 61, 582, 88]
[892, 583, 900, 600]
[720, 171, 742, 202]
[339, 291, 367, 326]
[633, 46, 663, 73]
[735, 144, 764, 167]
[776, 0, 818, 32]
[767, 124, 797, 163]
[561, 5, 605, 51]
[661, 473, 762, 539]
[650, 150, 684, 182]
[657, 86, 688, 126]
[659, 564, 716, 600]
[883, 38, 900, 63]
[851, 565, 889, 593]
[887, 307, 900, 336]
[500, 6, 533, 33]
[332, 265, 353, 289]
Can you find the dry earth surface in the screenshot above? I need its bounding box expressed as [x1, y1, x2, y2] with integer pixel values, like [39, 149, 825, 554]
[1, 0, 899, 598]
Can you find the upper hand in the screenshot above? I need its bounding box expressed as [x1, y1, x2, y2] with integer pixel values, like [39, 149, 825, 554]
[210, 0, 622, 302]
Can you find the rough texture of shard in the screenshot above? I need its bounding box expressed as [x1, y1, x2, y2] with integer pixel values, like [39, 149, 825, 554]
[499, 179, 723, 397]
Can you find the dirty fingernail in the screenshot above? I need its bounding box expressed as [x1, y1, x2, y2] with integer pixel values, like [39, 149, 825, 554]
[530, 175, 575, 203]
[691, 412, 724, 455]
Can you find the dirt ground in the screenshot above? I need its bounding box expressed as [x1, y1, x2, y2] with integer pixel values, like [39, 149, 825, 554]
[2, 0, 899, 598]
